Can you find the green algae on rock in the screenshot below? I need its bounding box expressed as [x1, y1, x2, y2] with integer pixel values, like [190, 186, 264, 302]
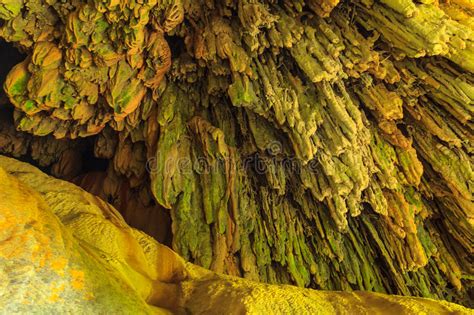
[0, 154, 472, 314]
[0, 0, 473, 309]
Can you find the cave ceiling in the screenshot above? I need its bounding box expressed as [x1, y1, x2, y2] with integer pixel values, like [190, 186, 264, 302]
[0, 0, 472, 307]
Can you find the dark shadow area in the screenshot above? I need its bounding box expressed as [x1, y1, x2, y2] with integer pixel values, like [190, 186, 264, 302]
[81, 140, 109, 173]
[0, 40, 26, 88]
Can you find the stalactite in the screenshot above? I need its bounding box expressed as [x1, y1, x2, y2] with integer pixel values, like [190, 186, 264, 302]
[0, 0, 472, 308]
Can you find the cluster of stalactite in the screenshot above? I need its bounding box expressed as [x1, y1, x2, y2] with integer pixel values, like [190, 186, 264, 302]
[0, 0, 472, 307]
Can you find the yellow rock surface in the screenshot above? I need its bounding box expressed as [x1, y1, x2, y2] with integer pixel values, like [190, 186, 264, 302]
[0, 155, 185, 314]
[0, 155, 471, 314]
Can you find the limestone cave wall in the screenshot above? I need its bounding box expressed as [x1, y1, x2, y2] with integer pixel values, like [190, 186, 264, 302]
[0, 0, 472, 308]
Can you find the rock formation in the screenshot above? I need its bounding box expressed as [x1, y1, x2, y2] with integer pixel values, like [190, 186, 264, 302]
[0, 155, 472, 314]
[0, 0, 472, 309]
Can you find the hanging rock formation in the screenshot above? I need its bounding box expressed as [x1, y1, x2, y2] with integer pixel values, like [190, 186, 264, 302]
[0, 0, 472, 309]
[0, 155, 472, 314]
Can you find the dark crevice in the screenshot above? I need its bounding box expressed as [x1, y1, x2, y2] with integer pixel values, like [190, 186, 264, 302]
[0, 40, 25, 86]
[81, 140, 109, 173]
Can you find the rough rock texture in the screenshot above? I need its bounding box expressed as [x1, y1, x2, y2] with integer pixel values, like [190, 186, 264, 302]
[0, 155, 186, 314]
[0, 0, 473, 308]
[0, 155, 472, 314]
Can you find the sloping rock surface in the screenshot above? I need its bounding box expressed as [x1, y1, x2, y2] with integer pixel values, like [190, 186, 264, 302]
[0, 155, 471, 314]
